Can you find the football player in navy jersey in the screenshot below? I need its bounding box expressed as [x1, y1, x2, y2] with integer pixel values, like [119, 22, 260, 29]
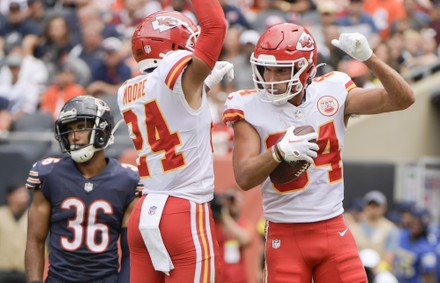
[25, 95, 142, 283]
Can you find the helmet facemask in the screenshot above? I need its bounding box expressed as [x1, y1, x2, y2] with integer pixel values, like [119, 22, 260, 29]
[251, 55, 312, 105]
[250, 23, 318, 105]
[55, 96, 114, 163]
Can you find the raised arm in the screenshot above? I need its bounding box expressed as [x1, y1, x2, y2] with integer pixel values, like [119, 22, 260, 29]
[332, 33, 415, 117]
[25, 189, 51, 283]
[182, 0, 227, 107]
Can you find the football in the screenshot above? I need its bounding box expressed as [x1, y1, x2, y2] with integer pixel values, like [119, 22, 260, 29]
[269, 125, 316, 185]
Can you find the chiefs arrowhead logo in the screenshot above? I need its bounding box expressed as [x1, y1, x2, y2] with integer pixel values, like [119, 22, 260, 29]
[297, 32, 315, 51]
[152, 15, 185, 32]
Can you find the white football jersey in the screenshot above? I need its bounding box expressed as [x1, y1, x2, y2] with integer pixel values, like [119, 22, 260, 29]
[117, 50, 214, 204]
[224, 71, 356, 223]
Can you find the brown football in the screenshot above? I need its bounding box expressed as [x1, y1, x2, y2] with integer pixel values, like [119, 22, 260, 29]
[269, 125, 316, 185]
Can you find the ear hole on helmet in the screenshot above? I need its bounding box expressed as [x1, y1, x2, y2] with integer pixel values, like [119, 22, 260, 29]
[93, 129, 108, 148]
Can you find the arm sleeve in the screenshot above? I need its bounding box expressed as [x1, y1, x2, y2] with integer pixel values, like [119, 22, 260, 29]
[117, 228, 130, 283]
[192, 0, 227, 69]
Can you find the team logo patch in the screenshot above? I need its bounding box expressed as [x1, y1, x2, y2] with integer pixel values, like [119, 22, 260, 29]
[272, 239, 281, 249]
[148, 206, 157, 215]
[84, 182, 94, 193]
[297, 32, 315, 51]
[144, 45, 151, 54]
[152, 15, 185, 33]
[317, 96, 338, 116]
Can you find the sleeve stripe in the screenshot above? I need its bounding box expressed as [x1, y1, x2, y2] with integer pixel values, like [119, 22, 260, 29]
[26, 177, 40, 184]
[165, 55, 192, 90]
[222, 109, 245, 125]
[346, 80, 357, 92]
[137, 181, 144, 190]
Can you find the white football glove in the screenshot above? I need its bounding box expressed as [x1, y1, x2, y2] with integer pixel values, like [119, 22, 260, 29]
[276, 126, 319, 164]
[205, 61, 234, 90]
[331, 33, 373, 62]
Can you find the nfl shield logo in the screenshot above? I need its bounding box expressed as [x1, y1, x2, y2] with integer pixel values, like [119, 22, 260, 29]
[84, 182, 93, 193]
[148, 206, 157, 215]
[272, 239, 281, 249]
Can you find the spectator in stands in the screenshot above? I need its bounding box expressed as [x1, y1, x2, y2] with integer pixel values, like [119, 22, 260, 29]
[335, 0, 380, 50]
[0, 50, 40, 123]
[430, 3, 440, 46]
[362, 0, 406, 40]
[434, 224, 440, 283]
[396, 201, 417, 229]
[268, 0, 311, 15]
[40, 63, 86, 120]
[228, 29, 260, 91]
[251, 0, 289, 34]
[0, 96, 12, 136]
[108, 0, 147, 41]
[219, 0, 251, 30]
[4, 37, 48, 94]
[399, 28, 440, 80]
[212, 188, 253, 283]
[303, 2, 346, 72]
[0, 2, 40, 39]
[164, 0, 197, 24]
[348, 191, 400, 272]
[343, 197, 364, 227]
[86, 37, 132, 96]
[32, 15, 78, 83]
[77, 4, 121, 40]
[26, 0, 48, 33]
[0, 182, 30, 283]
[70, 21, 107, 84]
[394, 208, 438, 283]
[317, 24, 346, 73]
[360, 248, 398, 283]
[390, 0, 431, 36]
[386, 33, 406, 73]
[373, 40, 400, 73]
[221, 27, 242, 62]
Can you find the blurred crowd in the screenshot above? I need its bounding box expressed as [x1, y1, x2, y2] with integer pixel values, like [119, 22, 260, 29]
[1, 0, 440, 149]
[344, 190, 440, 283]
[1, 0, 440, 282]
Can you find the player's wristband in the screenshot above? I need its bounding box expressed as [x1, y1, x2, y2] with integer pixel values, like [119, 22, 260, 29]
[272, 145, 282, 163]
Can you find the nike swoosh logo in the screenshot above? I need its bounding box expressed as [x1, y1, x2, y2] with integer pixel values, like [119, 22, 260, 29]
[338, 228, 349, 237]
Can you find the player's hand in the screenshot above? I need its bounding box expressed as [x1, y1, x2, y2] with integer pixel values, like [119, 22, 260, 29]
[331, 33, 373, 62]
[276, 126, 319, 164]
[205, 61, 234, 90]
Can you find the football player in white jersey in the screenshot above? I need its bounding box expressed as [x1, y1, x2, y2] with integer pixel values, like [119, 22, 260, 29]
[116, 1, 229, 282]
[223, 23, 415, 283]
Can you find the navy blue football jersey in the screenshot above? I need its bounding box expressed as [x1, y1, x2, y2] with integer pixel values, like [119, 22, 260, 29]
[26, 156, 142, 282]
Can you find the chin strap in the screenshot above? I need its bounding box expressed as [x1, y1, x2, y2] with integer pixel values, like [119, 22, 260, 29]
[104, 119, 124, 149]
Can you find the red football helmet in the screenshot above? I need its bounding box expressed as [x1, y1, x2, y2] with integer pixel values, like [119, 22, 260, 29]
[250, 23, 318, 105]
[132, 11, 200, 73]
